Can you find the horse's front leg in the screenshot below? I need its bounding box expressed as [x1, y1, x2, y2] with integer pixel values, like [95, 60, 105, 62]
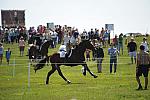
[55, 64, 71, 84]
[46, 55, 49, 66]
[46, 66, 56, 84]
[83, 64, 98, 78]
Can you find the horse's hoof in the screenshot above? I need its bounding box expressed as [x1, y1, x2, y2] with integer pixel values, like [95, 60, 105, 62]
[82, 70, 86, 76]
[94, 75, 98, 78]
[67, 80, 71, 84]
[81, 68, 86, 76]
[34, 69, 37, 73]
[46, 81, 49, 84]
[82, 71, 86, 76]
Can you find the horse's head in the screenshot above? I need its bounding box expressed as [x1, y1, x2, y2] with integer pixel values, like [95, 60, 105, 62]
[80, 40, 95, 51]
[40, 40, 53, 54]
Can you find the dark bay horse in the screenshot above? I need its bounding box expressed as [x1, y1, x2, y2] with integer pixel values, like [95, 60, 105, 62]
[28, 44, 37, 64]
[28, 39, 53, 64]
[39, 39, 53, 58]
[34, 40, 98, 84]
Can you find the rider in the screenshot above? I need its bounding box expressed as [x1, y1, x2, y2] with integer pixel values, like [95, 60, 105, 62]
[58, 43, 67, 58]
[58, 40, 73, 59]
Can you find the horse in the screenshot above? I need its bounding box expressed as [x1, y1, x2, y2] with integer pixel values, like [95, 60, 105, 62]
[39, 39, 53, 58]
[28, 44, 38, 64]
[34, 40, 98, 84]
[28, 39, 53, 63]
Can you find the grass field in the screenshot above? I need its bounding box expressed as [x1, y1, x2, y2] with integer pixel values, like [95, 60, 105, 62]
[0, 36, 150, 100]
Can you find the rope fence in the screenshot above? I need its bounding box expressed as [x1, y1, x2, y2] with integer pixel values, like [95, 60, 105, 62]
[0, 57, 136, 66]
[0, 58, 137, 89]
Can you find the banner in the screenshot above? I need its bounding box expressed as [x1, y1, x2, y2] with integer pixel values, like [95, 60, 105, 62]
[1, 10, 25, 28]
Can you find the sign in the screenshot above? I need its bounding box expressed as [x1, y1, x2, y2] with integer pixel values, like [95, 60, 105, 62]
[105, 24, 114, 31]
[47, 22, 54, 30]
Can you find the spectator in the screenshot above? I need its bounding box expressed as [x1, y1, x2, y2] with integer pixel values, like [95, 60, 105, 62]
[89, 29, 94, 40]
[19, 36, 25, 56]
[100, 27, 105, 46]
[118, 33, 124, 55]
[86, 49, 91, 61]
[63, 33, 71, 53]
[108, 43, 119, 73]
[81, 29, 89, 40]
[141, 37, 149, 52]
[136, 45, 150, 90]
[73, 29, 79, 39]
[6, 48, 11, 64]
[96, 43, 104, 73]
[113, 35, 118, 48]
[108, 30, 111, 45]
[0, 43, 4, 64]
[127, 38, 137, 64]
[51, 30, 57, 48]
[103, 29, 109, 47]
[92, 39, 97, 61]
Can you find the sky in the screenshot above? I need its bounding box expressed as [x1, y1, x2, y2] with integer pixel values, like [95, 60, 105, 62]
[0, 0, 150, 34]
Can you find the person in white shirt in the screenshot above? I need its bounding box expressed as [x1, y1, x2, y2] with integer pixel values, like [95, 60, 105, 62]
[63, 33, 70, 46]
[51, 31, 57, 48]
[70, 35, 76, 46]
[63, 33, 72, 54]
[141, 37, 149, 52]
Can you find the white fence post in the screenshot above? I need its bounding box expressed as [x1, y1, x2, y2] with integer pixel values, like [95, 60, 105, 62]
[12, 58, 15, 77]
[28, 63, 30, 88]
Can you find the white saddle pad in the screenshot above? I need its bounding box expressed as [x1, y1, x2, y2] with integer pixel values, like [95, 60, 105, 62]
[58, 51, 67, 58]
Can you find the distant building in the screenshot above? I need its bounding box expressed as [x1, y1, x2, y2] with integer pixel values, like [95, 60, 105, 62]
[1, 10, 25, 28]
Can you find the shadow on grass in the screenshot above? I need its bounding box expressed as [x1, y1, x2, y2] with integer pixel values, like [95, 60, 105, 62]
[61, 82, 86, 85]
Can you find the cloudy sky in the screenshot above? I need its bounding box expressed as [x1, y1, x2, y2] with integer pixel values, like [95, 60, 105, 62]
[0, 0, 150, 34]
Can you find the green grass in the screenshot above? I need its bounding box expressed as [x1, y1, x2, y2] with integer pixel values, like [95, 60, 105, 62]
[0, 36, 150, 100]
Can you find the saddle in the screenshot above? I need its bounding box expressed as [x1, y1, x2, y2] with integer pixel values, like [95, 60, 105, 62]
[59, 49, 73, 59]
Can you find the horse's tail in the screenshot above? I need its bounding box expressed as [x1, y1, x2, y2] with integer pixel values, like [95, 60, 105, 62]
[34, 56, 50, 73]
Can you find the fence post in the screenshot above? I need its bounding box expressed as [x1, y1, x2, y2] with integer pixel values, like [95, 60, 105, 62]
[12, 58, 15, 77]
[28, 62, 30, 88]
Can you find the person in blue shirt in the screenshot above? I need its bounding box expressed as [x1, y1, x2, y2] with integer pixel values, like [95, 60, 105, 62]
[108, 43, 119, 73]
[6, 48, 11, 64]
[0, 43, 4, 64]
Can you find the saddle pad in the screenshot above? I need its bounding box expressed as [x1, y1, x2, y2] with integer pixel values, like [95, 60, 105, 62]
[58, 51, 66, 58]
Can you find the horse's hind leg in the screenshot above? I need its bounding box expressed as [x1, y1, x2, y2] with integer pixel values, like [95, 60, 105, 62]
[55, 64, 71, 84]
[46, 66, 56, 84]
[83, 64, 98, 78]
